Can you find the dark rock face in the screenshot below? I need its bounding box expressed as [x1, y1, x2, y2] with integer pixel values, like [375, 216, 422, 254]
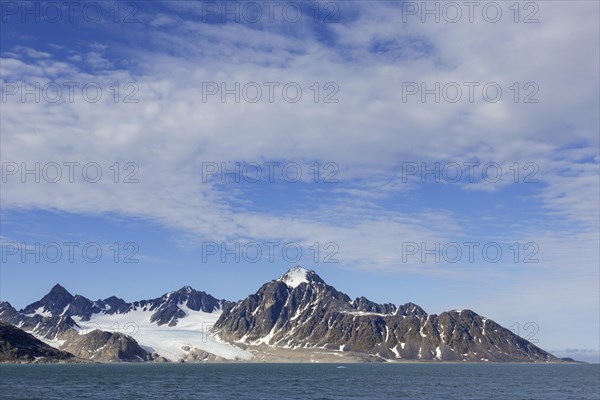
[397, 302, 427, 317]
[101, 296, 131, 314]
[215, 267, 559, 362]
[353, 296, 397, 314]
[0, 302, 21, 323]
[0, 322, 75, 363]
[131, 286, 229, 326]
[21, 284, 73, 316]
[66, 295, 103, 321]
[1, 301, 80, 342]
[60, 330, 151, 362]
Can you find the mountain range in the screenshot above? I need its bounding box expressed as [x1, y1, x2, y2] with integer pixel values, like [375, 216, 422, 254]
[0, 266, 565, 363]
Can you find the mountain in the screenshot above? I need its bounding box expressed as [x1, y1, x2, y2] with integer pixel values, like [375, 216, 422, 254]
[0, 267, 565, 363]
[0, 285, 239, 363]
[0, 284, 229, 337]
[0, 300, 79, 342]
[17, 284, 228, 326]
[214, 266, 558, 362]
[130, 286, 229, 326]
[22, 283, 73, 316]
[0, 322, 77, 363]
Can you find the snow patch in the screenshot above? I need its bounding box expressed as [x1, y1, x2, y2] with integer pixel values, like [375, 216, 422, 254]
[341, 311, 392, 317]
[26, 306, 52, 318]
[279, 266, 310, 288]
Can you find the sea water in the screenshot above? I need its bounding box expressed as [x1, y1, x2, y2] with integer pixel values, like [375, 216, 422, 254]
[0, 363, 598, 399]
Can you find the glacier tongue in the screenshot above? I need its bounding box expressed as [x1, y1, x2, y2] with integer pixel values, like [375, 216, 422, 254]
[72, 305, 252, 361]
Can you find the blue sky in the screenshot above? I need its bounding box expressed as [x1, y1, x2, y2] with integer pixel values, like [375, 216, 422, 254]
[0, 1, 599, 362]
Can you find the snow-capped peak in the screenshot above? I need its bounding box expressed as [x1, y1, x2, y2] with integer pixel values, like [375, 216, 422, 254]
[279, 266, 313, 288]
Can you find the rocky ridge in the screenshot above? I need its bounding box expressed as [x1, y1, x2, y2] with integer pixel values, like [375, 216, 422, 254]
[0, 267, 566, 363]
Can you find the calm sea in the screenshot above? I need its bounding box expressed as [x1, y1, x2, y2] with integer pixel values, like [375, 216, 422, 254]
[0, 363, 598, 399]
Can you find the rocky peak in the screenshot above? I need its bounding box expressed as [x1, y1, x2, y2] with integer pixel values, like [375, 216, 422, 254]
[46, 284, 72, 301]
[139, 287, 225, 326]
[22, 284, 74, 316]
[0, 302, 19, 321]
[397, 302, 428, 317]
[101, 296, 129, 313]
[353, 296, 397, 315]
